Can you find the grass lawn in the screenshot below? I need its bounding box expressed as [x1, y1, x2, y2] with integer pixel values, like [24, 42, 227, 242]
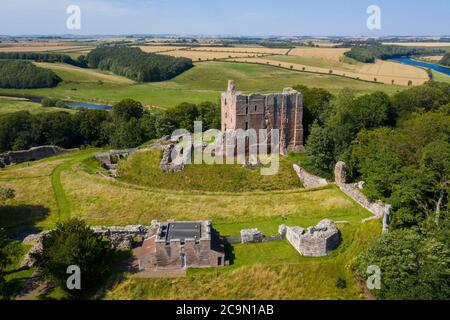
[0, 61, 406, 109]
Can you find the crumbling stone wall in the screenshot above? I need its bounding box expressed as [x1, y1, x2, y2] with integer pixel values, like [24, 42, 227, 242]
[240, 228, 264, 243]
[334, 161, 391, 223]
[221, 80, 305, 155]
[0, 146, 69, 168]
[293, 164, 329, 189]
[159, 144, 187, 173]
[95, 148, 136, 177]
[284, 219, 340, 257]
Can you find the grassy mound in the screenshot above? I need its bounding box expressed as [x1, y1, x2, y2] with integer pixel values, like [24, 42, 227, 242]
[117, 149, 304, 192]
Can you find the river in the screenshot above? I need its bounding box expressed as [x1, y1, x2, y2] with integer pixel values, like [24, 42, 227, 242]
[391, 57, 450, 76]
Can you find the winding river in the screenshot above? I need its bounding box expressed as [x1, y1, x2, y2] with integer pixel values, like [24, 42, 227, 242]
[391, 57, 450, 76]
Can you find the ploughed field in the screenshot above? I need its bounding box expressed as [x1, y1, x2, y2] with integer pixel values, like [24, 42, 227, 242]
[0, 149, 379, 299]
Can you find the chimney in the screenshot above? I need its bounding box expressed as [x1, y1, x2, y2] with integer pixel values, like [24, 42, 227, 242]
[227, 80, 236, 93]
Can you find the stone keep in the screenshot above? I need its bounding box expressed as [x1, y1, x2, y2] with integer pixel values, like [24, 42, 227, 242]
[221, 80, 305, 154]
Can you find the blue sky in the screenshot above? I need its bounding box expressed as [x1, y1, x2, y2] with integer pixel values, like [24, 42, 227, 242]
[0, 0, 448, 36]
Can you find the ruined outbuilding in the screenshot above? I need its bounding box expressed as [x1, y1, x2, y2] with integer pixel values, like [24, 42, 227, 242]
[284, 219, 340, 257]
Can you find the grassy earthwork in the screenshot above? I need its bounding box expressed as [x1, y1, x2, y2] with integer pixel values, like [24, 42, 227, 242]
[0, 147, 380, 299]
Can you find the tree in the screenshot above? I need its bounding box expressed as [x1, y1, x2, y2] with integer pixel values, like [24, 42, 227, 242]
[420, 140, 450, 218]
[112, 99, 144, 122]
[32, 219, 110, 296]
[0, 188, 14, 299]
[356, 227, 450, 300]
[391, 81, 450, 118]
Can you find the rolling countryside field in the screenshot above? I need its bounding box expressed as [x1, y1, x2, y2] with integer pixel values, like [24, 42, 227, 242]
[0, 59, 407, 109]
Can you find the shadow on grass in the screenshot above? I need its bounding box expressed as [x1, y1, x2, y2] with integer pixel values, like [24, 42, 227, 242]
[0, 204, 49, 235]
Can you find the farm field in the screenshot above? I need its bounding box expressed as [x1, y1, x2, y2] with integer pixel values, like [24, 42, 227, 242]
[0, 61, 406, 109]
[164, 49, 263, 61]
[0, 148, 379, 299]
[135, 45, 189, 53]
[382, 42, 450, 47]
[189, 46, 290, 55]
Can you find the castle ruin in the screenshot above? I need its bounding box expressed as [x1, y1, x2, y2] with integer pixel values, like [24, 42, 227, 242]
[221, 80, 305, 155]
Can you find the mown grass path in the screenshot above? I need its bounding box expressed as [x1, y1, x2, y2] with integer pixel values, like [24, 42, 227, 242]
[50, 150, 98, 221]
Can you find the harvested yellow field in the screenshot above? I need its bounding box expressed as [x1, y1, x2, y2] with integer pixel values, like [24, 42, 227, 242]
[164, 50, 261, 61]
[136, 46, 188, 53]
[419, 55, 444, 62]
[288, 48, 349, 62]
[190, 46, 290, 55]
[231, 57, 428, 86]
[382, 42, 450, 47]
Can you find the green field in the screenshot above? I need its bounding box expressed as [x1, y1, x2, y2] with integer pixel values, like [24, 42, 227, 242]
[0, 61, 406, 109]
[0, 97, 75, 116]
[268, 54, 362, 71]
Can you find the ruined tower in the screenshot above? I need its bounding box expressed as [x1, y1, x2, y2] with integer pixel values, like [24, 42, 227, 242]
[221, 80, 304, 154]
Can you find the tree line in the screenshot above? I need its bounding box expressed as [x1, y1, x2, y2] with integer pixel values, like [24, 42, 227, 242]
[344, 45, 445, 63]
[0, 52, 87, 68]
[297, 80, 450, 299]
[440, 52, 450, 66]
[0, 99, 220, 152]
[0, 60, 61, 89]
[86, 47, 193, 82]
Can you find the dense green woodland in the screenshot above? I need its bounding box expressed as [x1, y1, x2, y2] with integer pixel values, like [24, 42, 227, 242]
[299, 81, 450, 299]
[0, 60, 61, 89]
[345, 45, 445, 63]
[87, 47, 193, 82]
[0, 100, 219, 152]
